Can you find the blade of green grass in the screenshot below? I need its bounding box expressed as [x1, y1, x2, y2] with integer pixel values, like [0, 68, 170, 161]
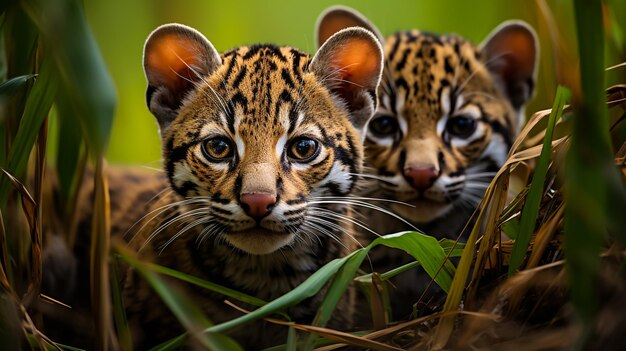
[54, 94, 83, 216]
[207, 231, 455, 335]
[302, 249, 369, 350]
[0, 59, 56, 208]
[110, 256, 132, 351]
[148, 335, 187, 351]
[0, 74, 37, 99]
[508, 86, 570, 275]
[286, 325, 297, 351]
[137, 231, 456, 346]
[116, 255, 267, 308]
[2, 4, 38, 142]
[206, 256, 350, 334]
[122, 252, 243, 351]
[370, 232, 455, 292]
[567, 1, 626, 347]
[89, 158, 112, 351]
[22, 0, 116, 155]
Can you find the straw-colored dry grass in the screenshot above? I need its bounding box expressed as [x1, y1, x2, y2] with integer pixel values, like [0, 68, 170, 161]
[1, 0, 625, 350]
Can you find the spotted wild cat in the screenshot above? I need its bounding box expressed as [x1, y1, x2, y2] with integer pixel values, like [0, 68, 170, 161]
[104, 22, 384, 348]
[317, 6, 538, 318]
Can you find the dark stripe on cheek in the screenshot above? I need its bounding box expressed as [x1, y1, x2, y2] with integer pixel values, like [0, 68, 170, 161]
[178, 181, 197, 197]
[211, 192, 230, 204]
[234, 175, 242, 199]
[398, 150, 406, 172]
[438, 150, 446, 172]
[286, 195, 306, 205]
[485, 117, 513, 149]
[211, 206, 232, 216]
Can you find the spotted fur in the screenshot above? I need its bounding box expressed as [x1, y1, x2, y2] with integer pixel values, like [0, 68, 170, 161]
[317, 6, 538, 319]
[104, 23, 385, 348]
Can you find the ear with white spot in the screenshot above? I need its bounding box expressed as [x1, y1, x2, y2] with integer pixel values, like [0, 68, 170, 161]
[316, 5, 384, 47]
[310, 27, 383, 133]
[480, 20, 538, 111]
[143, 23, 221, 131]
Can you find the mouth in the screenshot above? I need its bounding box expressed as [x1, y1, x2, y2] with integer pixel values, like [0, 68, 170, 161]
[390, 196, 453, 224]
[224, 226, 295, 255]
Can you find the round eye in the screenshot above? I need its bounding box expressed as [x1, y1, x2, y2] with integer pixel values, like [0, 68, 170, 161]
[369, 115, 399, 137]
[287, 137, 320, 162]
[446, 116, 477, 139]
[202, 137, 234, 162]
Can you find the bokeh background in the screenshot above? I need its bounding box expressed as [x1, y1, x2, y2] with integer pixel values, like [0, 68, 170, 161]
[80, 0, 603, 165]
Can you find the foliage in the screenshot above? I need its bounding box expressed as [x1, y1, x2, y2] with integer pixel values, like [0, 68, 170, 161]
[0, 0, 625, 350]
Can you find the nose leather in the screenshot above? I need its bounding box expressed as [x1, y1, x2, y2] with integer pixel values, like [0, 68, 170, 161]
[404, 166, 439, 192]
[240, 193, 276, 220]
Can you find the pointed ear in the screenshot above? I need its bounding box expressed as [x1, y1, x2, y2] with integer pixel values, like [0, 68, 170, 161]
[143, 23, 221, 130]
[316, 5, 384, 48]
[480, 20, 539, 111]
[310, 27, 383, 132]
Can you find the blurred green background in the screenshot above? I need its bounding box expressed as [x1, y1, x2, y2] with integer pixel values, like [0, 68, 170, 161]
[83, 0, 576, 165]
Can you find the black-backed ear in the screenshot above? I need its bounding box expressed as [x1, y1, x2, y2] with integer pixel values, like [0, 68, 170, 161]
[316, 5, 384, 48]
[143, 23, 221, 131]
[310, 27, 383, 133]
[480, 20, 538, 112]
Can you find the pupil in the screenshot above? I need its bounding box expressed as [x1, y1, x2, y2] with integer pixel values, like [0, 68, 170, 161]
[211, 140, 227, 155]
[296, 140, 312, 156]
[448, 117, 475, 137]
[372, 116, 396, 136]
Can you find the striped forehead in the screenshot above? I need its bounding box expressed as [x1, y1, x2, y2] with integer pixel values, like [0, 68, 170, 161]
[380, 32, 484, 121]
[217, 45, 310, 132]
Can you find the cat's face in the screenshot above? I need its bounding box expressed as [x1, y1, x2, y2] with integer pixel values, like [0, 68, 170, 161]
[143, 24, 382, 254]
[317, 8, 538, 225]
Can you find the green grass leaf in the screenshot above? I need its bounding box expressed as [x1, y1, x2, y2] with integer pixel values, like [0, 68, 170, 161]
[0, 74, 37, 99]
[508, 86, 570, 276]
[206, 256, 350, 334]
[0, 59, 56, 208]
[205, 231, 455, 336]
[566, 0, 626, 343]
[120, 252, 243, 351]
[110, 257, 132, 351]
[370, 232, 455, 292]
[302, 249, 369, 350]
[22, 0, 116, 154]
[130, 259, 267, 308]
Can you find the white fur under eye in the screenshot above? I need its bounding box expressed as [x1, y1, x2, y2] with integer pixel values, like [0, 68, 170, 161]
[195, 146, 230, 170]
[291, 146, 327, 171]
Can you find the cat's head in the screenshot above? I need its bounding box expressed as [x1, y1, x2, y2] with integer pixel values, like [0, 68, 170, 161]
[143, 23, 382, 254]
[317, 7, 538, 224]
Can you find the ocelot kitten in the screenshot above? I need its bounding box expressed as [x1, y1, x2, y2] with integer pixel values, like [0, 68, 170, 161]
[42, 23, 383, 349]
[317, 7, 538, 318]
[129, 23, 383, 348]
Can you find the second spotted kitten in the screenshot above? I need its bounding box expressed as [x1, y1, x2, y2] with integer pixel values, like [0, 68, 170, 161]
[317, 6, 538, 318]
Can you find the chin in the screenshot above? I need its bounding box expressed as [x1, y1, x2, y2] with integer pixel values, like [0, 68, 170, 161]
[223, 228, 295, 255]
[391, 201, 453, 225]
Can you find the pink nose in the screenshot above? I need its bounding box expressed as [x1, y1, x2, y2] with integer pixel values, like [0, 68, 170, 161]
[240, 193, 276, 220]
[404, 166, 439, 192]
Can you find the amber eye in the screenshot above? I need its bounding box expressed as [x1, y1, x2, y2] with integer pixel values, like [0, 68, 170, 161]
[369, 115, 399, 137]
[201, 137, 234, 162]
[446, 116, 477, 139]
[287, 137, 320, 162]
